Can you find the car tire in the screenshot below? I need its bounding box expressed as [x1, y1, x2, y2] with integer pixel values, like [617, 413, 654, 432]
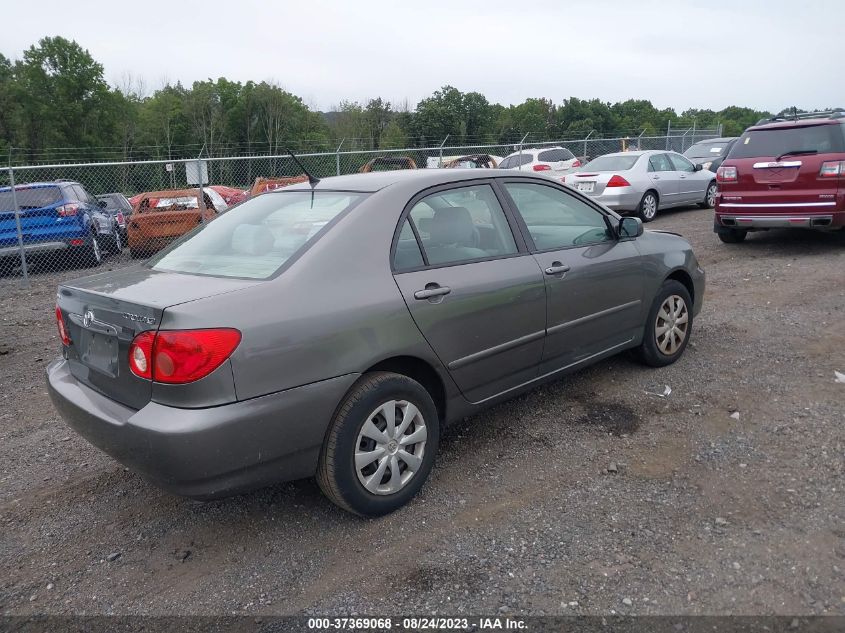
[106, 228, 123, 255]
[633, 280, 693, 368]
[637, 191, 659, 222]
[317, 371, 439, 517]
[77, 235, 103, 268]
[717, 229, 747, 243]
[699, 182, 717, 209]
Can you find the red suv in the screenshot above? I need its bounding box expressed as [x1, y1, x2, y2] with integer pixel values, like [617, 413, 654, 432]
[714, 110, 845, 243]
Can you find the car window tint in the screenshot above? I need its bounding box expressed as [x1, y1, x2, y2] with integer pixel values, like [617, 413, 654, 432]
[504, 182, 613, 250]
[393, 219, 425, 271]
[499, 154, 533, 169]
[538, 148, 574, 162]
[0, 186, 61, 210]
[150, 191, 367, 280]
[729, 124, 845, 158]
[648, 154, 674, 172]
[668, 153, 695, 172]
[408, 184, 517, 267]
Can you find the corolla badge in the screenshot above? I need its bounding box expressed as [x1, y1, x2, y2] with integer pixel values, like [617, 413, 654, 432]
[122, 312, 156, 325]
[83, 310, 95, 328]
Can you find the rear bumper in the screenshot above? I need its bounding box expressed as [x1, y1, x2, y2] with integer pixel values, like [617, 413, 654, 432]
[46, 358, 359, 499]
[585, 189, 642, 212]
[715, 210, 844, 230]
[0, 240, 69, 258]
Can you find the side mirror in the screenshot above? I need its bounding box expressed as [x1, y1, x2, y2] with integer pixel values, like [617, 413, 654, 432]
[619, 217, 643, 239]
[693, 163, 703, 171]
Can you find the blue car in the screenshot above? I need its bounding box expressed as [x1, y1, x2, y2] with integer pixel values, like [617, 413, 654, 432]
[0, 181, 107, 273]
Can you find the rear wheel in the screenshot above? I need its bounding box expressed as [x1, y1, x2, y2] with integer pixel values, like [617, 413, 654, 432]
[633, 280, 693, 367]
[76, 235, 102, 268]
[317, 372, 439, 517]
[637, 191, 659, 222]
[699, 182, 717, 209]
[717, 229, 747, 243]
[105, 228, 123, 255]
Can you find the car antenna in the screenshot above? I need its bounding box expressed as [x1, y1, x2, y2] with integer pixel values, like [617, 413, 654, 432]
[286, 150, 320, 188]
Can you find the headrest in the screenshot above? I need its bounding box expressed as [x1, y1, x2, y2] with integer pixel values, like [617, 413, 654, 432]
[430, 207, 474, 245]
[231, 224, 274, 256]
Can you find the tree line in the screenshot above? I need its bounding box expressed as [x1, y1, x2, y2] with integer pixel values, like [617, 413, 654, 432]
[0, 36, 799, 165]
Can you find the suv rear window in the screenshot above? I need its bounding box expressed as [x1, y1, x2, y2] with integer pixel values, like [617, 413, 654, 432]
[499, 154, 534, 169]
[729, 124, 845, 159]
[538, 148, 575, 162]
[149, 191, 367, 279]
[0, 186, 62, 211]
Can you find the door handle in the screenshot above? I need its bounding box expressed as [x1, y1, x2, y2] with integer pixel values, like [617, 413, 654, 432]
[414, 284, 451, 300]
[653, 175, 660, 180]
[544, 262, 570, 276]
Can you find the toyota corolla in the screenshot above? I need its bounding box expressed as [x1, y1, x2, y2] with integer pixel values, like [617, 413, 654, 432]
[48, 169, 704, 516]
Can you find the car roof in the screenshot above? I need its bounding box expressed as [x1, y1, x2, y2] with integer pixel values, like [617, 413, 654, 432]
[690, 137, 738, 144]
[749, 118, 842, 131]
[0, 181, 71, 192]
[280, 168, 550, 193]
[590, 150, 663, 159]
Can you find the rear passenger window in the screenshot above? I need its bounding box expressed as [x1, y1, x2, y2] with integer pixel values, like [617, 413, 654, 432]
[404, 185, 518, 267]
[393, 220, 425, 271]
[648, 154, 674, 172]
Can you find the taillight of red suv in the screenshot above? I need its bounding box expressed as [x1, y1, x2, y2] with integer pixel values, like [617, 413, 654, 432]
[819, 161, 845, 178]
[716, 166, 738, 183]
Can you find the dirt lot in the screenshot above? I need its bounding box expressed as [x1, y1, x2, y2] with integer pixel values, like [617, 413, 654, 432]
[1, 206, 843, 617]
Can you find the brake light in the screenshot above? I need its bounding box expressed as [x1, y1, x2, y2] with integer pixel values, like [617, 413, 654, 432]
[532, 164, 551, 171]
[69, 238, 84, 246]
[129, 329, 241, 384]
[116, 212, 125, 224]
[717, 166, 738, 183]
[571, 159, 582, 168]
[819, 160, 845, 178]
[56, 306, 70, 346]
[57, 204, 79, 217]
[606, 175, 631, 187]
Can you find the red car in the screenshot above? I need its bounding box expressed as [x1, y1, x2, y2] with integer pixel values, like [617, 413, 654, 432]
[714, 109, 845, 243]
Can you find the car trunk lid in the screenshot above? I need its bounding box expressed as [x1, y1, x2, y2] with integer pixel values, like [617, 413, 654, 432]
[57, 266, 259, 409]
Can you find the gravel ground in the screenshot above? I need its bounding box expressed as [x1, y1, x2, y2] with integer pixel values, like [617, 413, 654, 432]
[1, 207, 843, 617]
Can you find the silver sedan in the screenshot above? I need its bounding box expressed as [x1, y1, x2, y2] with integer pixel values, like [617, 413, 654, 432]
[563, 150, 717, 222]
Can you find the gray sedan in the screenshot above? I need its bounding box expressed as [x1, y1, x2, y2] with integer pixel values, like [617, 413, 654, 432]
[563, 150, 717, 222]
[48, 169, 704, 516]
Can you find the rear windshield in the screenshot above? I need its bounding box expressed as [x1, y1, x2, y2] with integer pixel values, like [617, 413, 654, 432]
[684, 142, 730, 159]
[499, 154, 533, 169]
[538, 148, 575, 162]
[149, 191, 367, 279]
[729, 124, 845, 159]
[0, 186, 62, 211]
[581, 155, 640, 171]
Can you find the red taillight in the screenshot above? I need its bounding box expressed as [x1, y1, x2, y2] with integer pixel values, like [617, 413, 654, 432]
[532, 164, 551, 171]
[571, 159, 582, 168]
[116, 212, 125, 224]
[57, 204, 79, 217]
[819, 160, 845, 178]
[69, 238, 84, 246]
[129, 329, 241, 384]
[56, 306, 70, 346]
[717, 166, 738, 183]
[606, 175, 631, 187]
[128, 331, 155, 380]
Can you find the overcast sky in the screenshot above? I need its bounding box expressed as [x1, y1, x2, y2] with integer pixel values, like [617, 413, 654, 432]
[3, 0, 842, 113]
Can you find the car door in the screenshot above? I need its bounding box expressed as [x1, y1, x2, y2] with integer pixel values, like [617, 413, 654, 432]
[667, 152, 706, 204]
[392, 182, 547, 404]
[647, 153, 680, 207]
[500, 180, 645, 374]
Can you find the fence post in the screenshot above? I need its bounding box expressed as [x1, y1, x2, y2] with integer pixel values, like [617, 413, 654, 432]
[438, 135, 450, 168]
[692, 118, 697, 146]
[196, 157, 206, 225]
[666, 121, 671, 150]
[583, 130, 594, 160]
[638, 129, 645, 150]
[7, 164, 30, 288]
[335, 138, 345, 176]
[517, 133, 529, 170]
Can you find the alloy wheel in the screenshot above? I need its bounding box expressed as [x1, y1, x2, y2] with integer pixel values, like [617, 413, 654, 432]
[706, 184, 717, 208]
[355, 399, 428, 495]
[655, 294, 689, 355]
[642, 194, 657, 220]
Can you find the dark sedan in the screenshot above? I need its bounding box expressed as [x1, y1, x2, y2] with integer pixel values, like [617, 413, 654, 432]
[48, 169, 705, 516]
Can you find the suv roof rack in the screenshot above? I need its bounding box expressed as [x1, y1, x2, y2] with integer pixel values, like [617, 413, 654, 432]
[756, 108, 844, 125]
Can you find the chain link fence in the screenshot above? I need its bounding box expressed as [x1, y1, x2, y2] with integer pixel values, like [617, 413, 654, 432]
[1, 129, 719, 287]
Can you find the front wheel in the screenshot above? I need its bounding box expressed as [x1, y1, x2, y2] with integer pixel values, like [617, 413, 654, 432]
[699, 182, 717, 209]
[633, 280, 693, 367]
[637, 191, 659, 222]
[317, 372, 439, 517]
